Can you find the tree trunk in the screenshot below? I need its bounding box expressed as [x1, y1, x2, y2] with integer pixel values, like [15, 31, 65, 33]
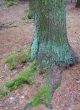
[31, 0, 76, 68]
[76, 0, 80, 8]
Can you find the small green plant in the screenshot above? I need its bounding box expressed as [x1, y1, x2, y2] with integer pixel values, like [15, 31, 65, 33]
[22, 9, 34, 22]
[0, 90, 5, 97]
[5, 61, 37, 91]
[22, 15, 28, 21]
[5, 45, 31, 70]
[5, 52, 16, 70]
[22, 14, 34, 22]
[27, 84, 52, 107]
[0, 86, 7, 97]
[27, 12, 34, 19]
[5, 0, 17, 7]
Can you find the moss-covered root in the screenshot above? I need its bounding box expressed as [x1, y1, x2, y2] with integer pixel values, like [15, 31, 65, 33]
[24, 84, 53, 109]
[5, 61, 37, 91]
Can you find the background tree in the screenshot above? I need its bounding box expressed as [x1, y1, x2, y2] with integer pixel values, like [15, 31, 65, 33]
[28, 0, 35, 19]
[76, 0, 80, 8]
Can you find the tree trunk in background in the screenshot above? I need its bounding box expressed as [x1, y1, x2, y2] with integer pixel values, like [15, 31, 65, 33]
[76, 0, 80, 8]
[28, 0, 34, 19]
[31, 0, 76, 68]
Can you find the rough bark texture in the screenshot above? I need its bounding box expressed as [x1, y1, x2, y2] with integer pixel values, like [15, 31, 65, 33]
[31, 0, 76, 68]
[76, 0, 80, 8]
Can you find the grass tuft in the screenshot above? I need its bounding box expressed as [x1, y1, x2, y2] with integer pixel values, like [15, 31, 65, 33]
[27, 13, 34, 19]
[5, 45, 31, 70]
[0, 90, 5, 97]
[5, 0, 17, 7]
[22, 15, 28, 22]
[22, 9, 34, 22]
[5, 52, 16, 70]
[0, 86, 7, 97]
[0, 61, 37, 97]
[5, 61, 37, 91]
[28, 84, 52, 107]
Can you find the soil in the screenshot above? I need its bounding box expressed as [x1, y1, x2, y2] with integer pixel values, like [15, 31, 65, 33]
[0, 2, 80, 110]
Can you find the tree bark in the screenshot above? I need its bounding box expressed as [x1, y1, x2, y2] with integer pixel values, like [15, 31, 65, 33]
[31, 0, 76, 68]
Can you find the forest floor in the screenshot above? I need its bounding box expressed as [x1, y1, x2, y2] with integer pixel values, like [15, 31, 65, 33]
[0, 1, 80, 110]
